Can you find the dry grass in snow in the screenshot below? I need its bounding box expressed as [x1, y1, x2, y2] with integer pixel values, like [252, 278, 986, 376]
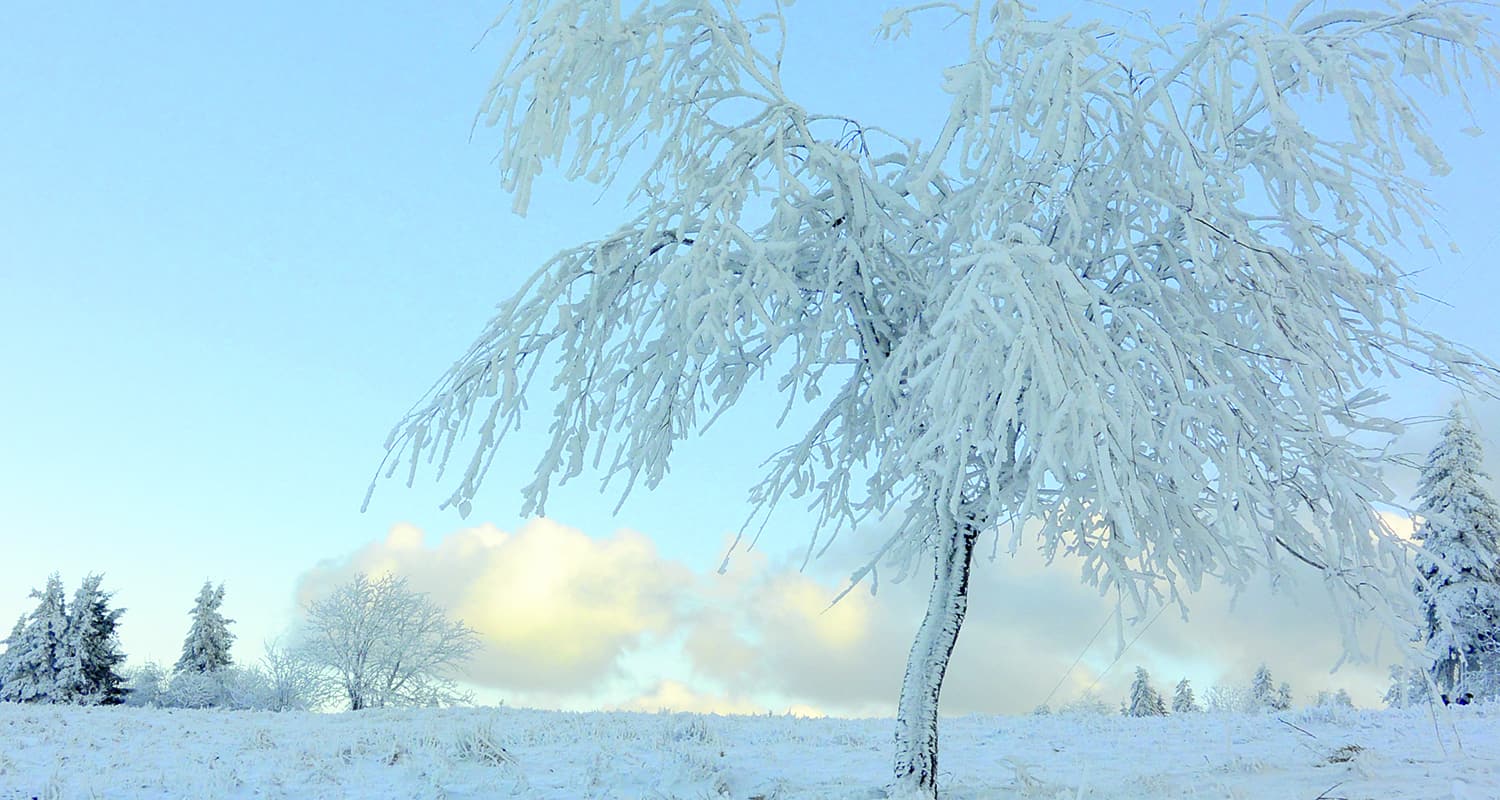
[0, 703, 1497, 798]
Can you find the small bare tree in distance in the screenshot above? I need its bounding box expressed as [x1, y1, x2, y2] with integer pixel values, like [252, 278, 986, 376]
[298, 573, 480, 711]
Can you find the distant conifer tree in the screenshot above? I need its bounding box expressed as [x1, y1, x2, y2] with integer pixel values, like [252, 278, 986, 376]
[0, 574, 69, 703]
[1172, 678, 1200, 713]
[1126, 667, 1168, 717]
[1384, 665, 1432, 708]
[176, 581, 234, 674]
[1250, 664, 1276, 711]
[57, 574, 126, 705]
[1274, 681, 1293, 711]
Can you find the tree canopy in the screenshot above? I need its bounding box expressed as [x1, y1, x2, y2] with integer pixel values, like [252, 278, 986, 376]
[369, 1, 1500, 795]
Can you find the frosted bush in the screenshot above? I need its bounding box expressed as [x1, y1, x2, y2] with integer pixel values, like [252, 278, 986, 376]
[221, 667, 278, 711]
[1058, 692, 1114, 717]
[1314, 689, 1355, 710]
[260, 638, 324, 712]
[153, 666, 290, 711]
[162, 670, 225, 709]
[122, 661, 167, 708]
[1205, 685, 1259, 714]
[1293, 702, 1358, 726]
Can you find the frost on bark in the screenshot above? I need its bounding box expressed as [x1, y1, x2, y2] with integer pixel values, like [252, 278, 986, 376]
[368, 1, 1500, 796]
[893, 517, 979, 790]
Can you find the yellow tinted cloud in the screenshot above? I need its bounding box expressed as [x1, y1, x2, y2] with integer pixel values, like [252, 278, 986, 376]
[606, 680, 768, 715]
[294, 519, 691, 692]
[299, 515, 1401, 715]
[762, 573, 873, 651]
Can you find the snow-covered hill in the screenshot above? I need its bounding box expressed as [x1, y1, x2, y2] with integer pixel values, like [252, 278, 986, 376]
[0, 703, 1496, 798]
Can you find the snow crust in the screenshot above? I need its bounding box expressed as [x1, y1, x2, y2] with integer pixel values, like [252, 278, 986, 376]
[1, 704, 1497, 798]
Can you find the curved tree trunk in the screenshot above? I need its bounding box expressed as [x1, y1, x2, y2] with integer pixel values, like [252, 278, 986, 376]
[891, 517, 980, 799]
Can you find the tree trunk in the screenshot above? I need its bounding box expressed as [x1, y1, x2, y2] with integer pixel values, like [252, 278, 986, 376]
[891, 518, 980, 799]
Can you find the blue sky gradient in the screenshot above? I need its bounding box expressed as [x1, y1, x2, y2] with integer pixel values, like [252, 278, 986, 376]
[3, 0, 1499, 712]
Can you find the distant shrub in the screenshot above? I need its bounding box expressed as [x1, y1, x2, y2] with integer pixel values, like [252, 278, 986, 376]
[124, 641, 322, 712]
[163, 669, 226, 709]
[1314, 689, 1355, 709]
[1057, 692, 1113, 716]
[122, 662, 167, 708]
[1204, 685, 1258, 714]
[186, 666, 299, 710]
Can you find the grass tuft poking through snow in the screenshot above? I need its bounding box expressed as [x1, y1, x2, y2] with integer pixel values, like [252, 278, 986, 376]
[0, 704, 1496, 798]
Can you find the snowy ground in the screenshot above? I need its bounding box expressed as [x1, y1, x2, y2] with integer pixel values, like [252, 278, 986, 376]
[1, 704, 1497, 799]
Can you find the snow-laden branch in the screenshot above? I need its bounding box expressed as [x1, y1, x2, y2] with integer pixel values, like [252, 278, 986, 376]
[373, 0, 1500, 643]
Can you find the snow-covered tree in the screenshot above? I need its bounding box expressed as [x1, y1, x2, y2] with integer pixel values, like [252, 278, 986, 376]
[176, 581, 234, 674]
[1247, 665, 1293, 711]
[1126, 667, 1167, 717]
[0, 615, 23, 698]
[0, 575, 69, 703]
[56, 574, 126, 705]
[1315, 688, 1354, 709]
[368, 2, 1500, 795]
[296, 573, 480, 710]
[1172, 679, 1200, 714]
[1384, 664, 1433, 708]
[1274, 681, 1294, 712]
[1250, 664, 1276, 711]
[1413, 408, 1500, 698]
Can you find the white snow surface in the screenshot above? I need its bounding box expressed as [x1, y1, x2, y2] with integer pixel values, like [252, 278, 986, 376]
[1, 704, 1498, 798]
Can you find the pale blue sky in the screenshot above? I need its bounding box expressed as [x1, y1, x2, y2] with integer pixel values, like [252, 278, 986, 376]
[2, 0, 1498, 713]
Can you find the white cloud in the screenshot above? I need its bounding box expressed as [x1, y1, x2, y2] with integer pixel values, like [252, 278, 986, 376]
[604, 680, 770, 715]
[294, 519, 692, 692]
[300, 518, 1404, 715]
[678, 527, 1403, 714]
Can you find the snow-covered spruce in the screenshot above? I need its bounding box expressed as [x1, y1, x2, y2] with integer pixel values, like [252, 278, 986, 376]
[1249, 664, 1293, 712]
[176, 581, 234, 674]
[1126, 667, 1167, 717]
[1315, 689, 1355, 709]
[1414, 407, 1500, 700]
[56, 574, 126, 705]
[1251, 664, 1275, 710]
[369, 2, 1500, 796]
[1172, 678, 1200, 714]
[0, 614, 24, 699]
[1385, 664, 1432, 709]
[0, 574, 70, 703]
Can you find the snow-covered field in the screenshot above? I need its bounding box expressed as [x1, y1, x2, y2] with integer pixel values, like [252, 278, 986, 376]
[1, 704, 1497, 799]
